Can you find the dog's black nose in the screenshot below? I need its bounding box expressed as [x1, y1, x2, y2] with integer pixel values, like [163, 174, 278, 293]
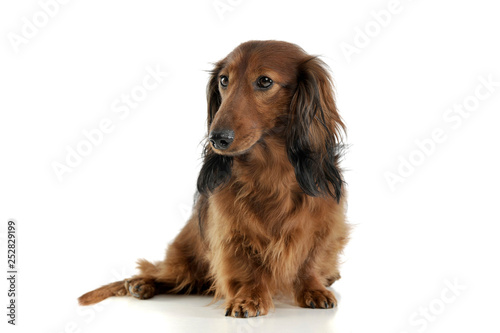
[209, 130, 234, 150]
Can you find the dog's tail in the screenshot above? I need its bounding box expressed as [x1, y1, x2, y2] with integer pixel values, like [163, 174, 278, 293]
[78, 230, 212, 306]
[78, 280, 128, 305]
[78, 259, 178, 306]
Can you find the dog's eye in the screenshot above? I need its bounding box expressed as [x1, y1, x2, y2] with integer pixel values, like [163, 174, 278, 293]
[257, 76, 273, 89]
[220, 75, 229, 87]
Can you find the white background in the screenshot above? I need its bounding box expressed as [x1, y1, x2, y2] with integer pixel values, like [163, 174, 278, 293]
[1, 0, 500, 332]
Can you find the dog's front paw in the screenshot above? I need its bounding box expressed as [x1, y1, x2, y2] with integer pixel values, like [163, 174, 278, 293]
[225, 296, 272, 318]
[296, 288, 337, 309]
[124, 278, 156, 300]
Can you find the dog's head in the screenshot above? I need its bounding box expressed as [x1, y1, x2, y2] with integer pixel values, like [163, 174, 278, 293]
[198, 40, 345, 201]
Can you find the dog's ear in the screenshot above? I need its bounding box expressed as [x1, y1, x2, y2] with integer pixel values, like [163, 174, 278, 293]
[197, 148, 233, 195]
[286, 57, 346, 202]
[197, 61, 233, 195]
[206, 60, 225, 130]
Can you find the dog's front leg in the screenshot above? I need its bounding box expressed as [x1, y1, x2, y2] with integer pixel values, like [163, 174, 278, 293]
[293, 266, 337, 309]
[223, 280, 273, 318]
[211, 242, 274, 318]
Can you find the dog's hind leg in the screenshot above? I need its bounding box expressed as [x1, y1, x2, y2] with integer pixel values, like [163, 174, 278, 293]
[78, 216, 211, 306]
[78, 260, 172, 305]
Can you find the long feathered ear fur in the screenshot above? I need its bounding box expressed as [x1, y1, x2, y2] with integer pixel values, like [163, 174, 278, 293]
[286, 56, 346, 202]
[197, 61, 233, 195]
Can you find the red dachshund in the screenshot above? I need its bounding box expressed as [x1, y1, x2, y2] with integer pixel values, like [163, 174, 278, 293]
[79, 40, 349, 318]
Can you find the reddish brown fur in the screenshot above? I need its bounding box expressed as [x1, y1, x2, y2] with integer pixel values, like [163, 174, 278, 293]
[79, 40, 349, 318]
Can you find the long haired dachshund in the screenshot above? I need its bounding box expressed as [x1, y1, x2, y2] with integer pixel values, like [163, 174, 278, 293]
[79, 40, 349, 318]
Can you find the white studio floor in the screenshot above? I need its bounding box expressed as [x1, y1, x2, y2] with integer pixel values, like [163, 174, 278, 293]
[67, 291, 347, 333]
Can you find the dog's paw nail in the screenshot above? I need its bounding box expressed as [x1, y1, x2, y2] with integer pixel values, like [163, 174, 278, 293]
[225, 309, 230, 316]
[324, 301, 329, 308]
[234, 311, 239, 317]
[128, 285, 140, 298]
[244, 311, 248, 318]
[309, 301, 315, 309]
[331, 302, 335, 308]
[256, 310, 260, 316]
